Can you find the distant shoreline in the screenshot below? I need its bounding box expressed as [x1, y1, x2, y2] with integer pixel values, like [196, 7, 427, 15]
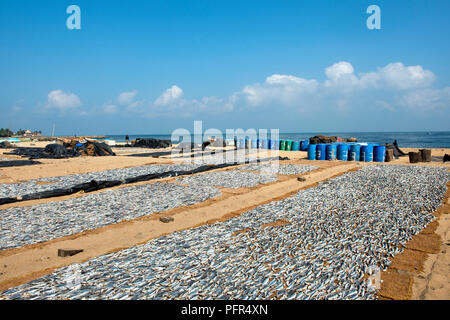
[6, 131, 448, 149]
[105, 132, 450, 149]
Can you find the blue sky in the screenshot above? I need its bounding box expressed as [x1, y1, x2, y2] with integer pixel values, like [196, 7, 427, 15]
[1, 0, 449, 135]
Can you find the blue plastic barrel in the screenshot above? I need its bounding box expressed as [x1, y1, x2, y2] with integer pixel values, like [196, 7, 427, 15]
[308, 144, 317, 160]
[300, 140, 309, 151]
[360, 145, 374, 162]
[316, 144, 326, 160]
[292, 141, 301, 151]
[251, 139, 258, 149]
[326, 144, 337, 160]
[337, 144, 349, 161]
[347, 142, 355, 153]
[374, 146, 386, 162]
[349, 144, 361, 161]
[245, 138, 250, 149]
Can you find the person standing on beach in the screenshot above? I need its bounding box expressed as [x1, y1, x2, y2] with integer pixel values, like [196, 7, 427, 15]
[125, 135, 129, 145]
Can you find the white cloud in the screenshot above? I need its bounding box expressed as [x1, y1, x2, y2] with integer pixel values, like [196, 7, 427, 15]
[325, 61, 356, 82]
[238, 74, 318, 107]
[117, 90, 137, 105]
[102, 103, 119, 114]
[93, 61, 446, 118]
[396, 87, 450, 110]
[324, 61, 436, 91]
[126, 99, 145, 112]
[154, 85, 184, 107]
[266, 74, 315, 86]
[377, 63, 436, 90]
[46, 90, 82, 110]
[239, 61, 442, 111]
[143, 85, 236, 118]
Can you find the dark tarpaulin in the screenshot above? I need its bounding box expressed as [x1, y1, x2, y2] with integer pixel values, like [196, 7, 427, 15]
[77, 141, 116, 156]
[5, 141, 115, 159]
[385, 140, 408, 159]
[0, 141, 13, 148]
[132, 138, 172, 149]
[7, 146, 80, 159]
[45, 144, 81, 158]
[0, 160, 42, 168]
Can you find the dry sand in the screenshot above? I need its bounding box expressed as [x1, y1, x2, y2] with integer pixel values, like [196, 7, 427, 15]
[0, 141, 449, 299]
[410, 187, 450, 300]
[1, 142, 448, 181]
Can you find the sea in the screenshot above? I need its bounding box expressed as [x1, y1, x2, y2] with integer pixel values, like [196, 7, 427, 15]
[107, 132, 450, 148]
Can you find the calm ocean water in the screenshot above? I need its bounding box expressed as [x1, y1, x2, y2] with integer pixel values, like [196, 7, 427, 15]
[108, 132, 450, 148]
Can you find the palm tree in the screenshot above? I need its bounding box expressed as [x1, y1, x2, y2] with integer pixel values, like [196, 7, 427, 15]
[0, 128, 13, 137]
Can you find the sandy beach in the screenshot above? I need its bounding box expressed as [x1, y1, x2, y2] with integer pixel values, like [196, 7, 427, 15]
[1, 0, 449, 308]
[0, 141, 449, 300]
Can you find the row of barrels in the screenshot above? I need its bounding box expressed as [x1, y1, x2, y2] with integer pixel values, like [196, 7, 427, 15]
[234, 139, 388, 162]
[308, 143, 387, 162]
[235, 139, 310, 151]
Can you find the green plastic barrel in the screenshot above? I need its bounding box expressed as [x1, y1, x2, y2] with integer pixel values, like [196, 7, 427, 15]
[280, 140, 286, 151]
[285, 140, 292, 151]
